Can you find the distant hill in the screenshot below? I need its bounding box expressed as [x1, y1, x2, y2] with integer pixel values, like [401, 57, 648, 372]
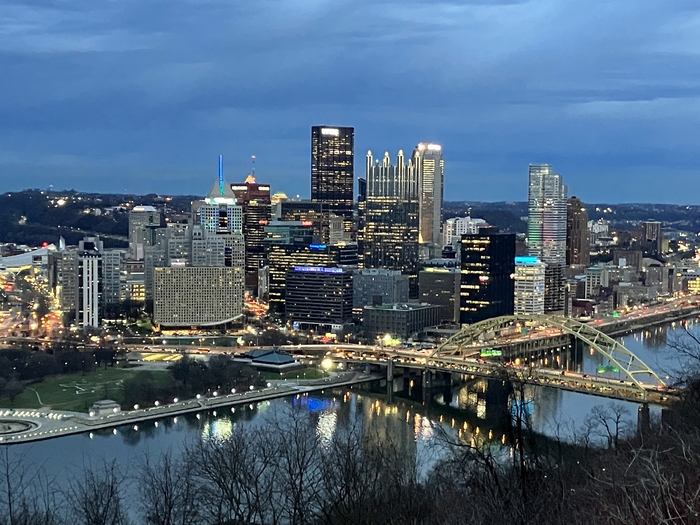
[0, 189, 197, 248]
[445, 201, 700, 234]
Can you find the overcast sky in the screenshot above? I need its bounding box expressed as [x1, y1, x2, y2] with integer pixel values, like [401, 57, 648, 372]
[2, 0, 700, 203]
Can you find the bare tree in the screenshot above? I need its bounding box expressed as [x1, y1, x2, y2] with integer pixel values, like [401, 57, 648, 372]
[586, 404, 631, 450]
[137, 451, 203, 525]
[0, 447, 60, 525]
[65, 460, 131, 525]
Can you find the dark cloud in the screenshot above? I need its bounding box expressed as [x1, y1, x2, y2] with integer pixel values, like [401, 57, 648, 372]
[0, 0, 699, 202]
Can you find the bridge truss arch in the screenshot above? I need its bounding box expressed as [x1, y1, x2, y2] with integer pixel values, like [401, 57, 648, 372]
[432, 314, 666, 392]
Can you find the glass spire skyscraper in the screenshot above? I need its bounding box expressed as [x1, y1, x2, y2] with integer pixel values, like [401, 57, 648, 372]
[361, 150, 420, 295]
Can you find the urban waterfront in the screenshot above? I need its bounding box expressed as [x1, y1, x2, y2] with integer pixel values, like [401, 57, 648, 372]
[7, 320, 698, 484]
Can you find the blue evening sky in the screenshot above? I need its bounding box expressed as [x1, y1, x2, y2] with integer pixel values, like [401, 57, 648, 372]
[1, 0, 699, 203]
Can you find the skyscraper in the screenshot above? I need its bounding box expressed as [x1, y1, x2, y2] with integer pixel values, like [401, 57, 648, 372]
[514, 256, 546, 315]
[527, 164, 567, 312]
[231, 175, 272, 294]
[459, 231, 515, 325]
[362, 150, 419, 294]
[311, 126, 354, 235]
[152, 156, 245, 326]
[128, 206, 161, 260]
[566, 196, 590, 266]
[198, 156, 244, 269]
[642, 220, 663, 257]
[414, 143, 444, 245]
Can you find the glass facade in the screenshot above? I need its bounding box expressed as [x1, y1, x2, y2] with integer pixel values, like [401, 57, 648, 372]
[459, 232, 515, 325]
[311, 126, 354, 234]
[361, 150, 419, 296]
[231, 179, 272, 293]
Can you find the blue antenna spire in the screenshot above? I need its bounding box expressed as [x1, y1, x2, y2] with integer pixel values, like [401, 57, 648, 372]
[218, 154, 224, 196]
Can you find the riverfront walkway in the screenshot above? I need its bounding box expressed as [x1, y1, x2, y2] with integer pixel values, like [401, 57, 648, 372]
[0, 372, 376, 445]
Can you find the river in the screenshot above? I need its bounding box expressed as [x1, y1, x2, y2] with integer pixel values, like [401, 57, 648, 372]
[7, 319, 700, 486]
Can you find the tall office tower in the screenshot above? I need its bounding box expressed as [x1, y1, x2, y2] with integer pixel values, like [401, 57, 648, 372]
[231, 175, 271, 294]
[199, 156, 245, 269]
[279, 200, 331, 244]
[356, 177, 367, 267]
[76, 236, 104, 329]
[527, 164, 567, 312]
[311, 126, 354, 235]
[459, 232, 515, 325]
[266, 242, 358, 314]
[514, 256, 546, 315]
[642, 220, 663, 257]
[191, 225, 226, 267]
[362, 150, 419, 295]
[102, 250, 122, 305]
[285, 267, 354, 331]
[566, 197, 590, 266]
[58, 251, 78, 323]
[443, 216, 488, 251]
[414, 143, 444, 245]
[128, 206, 161, 260]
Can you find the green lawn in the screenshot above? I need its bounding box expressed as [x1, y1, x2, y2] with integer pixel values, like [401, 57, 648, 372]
[260, 368, 328, 381]
[1, 368, 168, 412]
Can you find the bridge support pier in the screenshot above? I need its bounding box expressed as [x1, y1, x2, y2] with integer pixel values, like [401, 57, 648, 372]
[386, 360, 394, 382]
[637, 403, 650, 435]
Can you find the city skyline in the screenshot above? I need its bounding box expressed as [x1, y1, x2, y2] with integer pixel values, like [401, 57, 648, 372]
[2, 1, 700, 203]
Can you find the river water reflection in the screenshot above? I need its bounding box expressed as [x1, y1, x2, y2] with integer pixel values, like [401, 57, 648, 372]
[8, 320, 700, 482]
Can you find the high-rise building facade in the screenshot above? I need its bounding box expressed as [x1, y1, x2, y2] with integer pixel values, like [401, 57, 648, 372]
[284, 266, 353, 330]
[566, 197, 590, 266]
[353, 269, 409, 309]
[459, 232, 515, 325]
[128, 206, 161, 260]
[414, 143, 444, 245]
[642, 220, 663, 257]
[311, 126, 354, 235]
[77, 236, 104, 329]
[419, 267, 460, 323]
[266, 242, 358, 314]
[514, 256, 545, 315]
[443, 216, 488, 251]
[527, 164, 567, 312]
[362, 150, 419, 293]
[231, 176, 271, 293]
[153, 266, 244, 327]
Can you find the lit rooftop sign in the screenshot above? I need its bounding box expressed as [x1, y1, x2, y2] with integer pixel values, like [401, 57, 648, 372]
[293, 266, 343, 274]
[309, 244, 327, 250]
[321, 128, 339, 136]
[515, 256, 540, 264]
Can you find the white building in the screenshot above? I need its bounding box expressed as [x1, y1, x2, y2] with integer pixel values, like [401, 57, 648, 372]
[443, 216, 488, 250]
[153, 266, 244, 327]
[585, 265, 608, 299]
[514, 256, 546, 315]
[77, 237, 103, 329]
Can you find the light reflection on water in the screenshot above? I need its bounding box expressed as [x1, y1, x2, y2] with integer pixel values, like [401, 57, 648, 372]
[4, 321, 699, 490]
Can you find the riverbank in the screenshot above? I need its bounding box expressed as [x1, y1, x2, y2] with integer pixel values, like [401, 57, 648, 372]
[0, 372, 377, 444]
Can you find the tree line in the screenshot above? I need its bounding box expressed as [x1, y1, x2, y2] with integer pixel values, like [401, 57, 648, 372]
[0, 382, 700, 525]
